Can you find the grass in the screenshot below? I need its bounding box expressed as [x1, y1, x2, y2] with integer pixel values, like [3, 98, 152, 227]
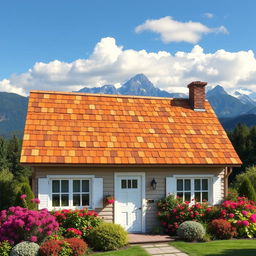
[171, 240, 256, 256]
[92, 246, 149, 256]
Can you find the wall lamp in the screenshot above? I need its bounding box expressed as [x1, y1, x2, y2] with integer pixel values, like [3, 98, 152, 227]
[151, 178, 157, 190]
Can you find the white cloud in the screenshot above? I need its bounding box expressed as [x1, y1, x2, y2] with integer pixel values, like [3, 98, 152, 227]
[135, 16, 228, 44]
[1, 36, 256, 96]
[204, 13, 214, 19]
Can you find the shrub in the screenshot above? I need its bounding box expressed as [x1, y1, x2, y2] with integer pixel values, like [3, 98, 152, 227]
[39, 239, 71, 256]
[0, 169, 16, 210]
[225, 188, 239, 201]
[0, 206, 59, 245]
[177, 221, 205, 241]
[15, 183, 36, 210]
[208, 219, 237, 239]
[39, 238, 87, 256]
[64, 238, 88, 256]
[235, 165, 256, 189]
[87, 222, 128, 251]
[10, 241, 39, 256]
[0, 240, 12, 256]
[53, 208, 102, 239]
[237, 176, 256, 202]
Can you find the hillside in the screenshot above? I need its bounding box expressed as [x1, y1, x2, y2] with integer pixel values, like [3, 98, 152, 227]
[0, 92, 28, 137]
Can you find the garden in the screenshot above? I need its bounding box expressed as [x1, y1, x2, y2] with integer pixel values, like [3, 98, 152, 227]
[0, 194, 130, 256]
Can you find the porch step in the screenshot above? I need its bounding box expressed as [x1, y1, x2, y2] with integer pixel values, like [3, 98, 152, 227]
[128, 234, 174, 244]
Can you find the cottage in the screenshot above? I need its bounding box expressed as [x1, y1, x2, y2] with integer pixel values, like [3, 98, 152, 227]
[20, 81, 241, 233]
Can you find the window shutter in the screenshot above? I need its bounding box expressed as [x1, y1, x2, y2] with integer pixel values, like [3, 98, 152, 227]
[92, 178, 103, 209]
[38, 178, 49, 210]
[213, 176, 222, 205]
[166, 177, 176, 196]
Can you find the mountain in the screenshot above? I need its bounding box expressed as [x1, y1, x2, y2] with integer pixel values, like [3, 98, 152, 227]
[220, 114, 256, 130]
[1, 74, 256, 137]
[77, 74, 187, 98]
[206, 85, 255, 117]
[78, 84, 118, 94]
[0, 92, 28, 137]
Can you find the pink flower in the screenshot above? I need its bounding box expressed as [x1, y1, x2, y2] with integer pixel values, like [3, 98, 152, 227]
[229, 213, 235, 218]
[20, 194, 27, 199]
[30, 236, 37, 242]
[31, 198, 40, 204]
[249, 214, 256, 223]
[242, 220, 249, 226]
[241, 210, 248, 216]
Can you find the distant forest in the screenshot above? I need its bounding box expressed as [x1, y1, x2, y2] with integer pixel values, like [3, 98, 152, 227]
[227, 124, 256, 181]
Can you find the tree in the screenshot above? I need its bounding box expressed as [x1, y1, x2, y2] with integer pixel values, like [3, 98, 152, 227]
[6, 135, 31, 179]
[0, 169, 16, 210]
[237, 176, 256, 202]
[0, 136, 8, 170]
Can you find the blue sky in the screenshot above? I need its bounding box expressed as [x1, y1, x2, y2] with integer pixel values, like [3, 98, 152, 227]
[1, 0, 256, 95]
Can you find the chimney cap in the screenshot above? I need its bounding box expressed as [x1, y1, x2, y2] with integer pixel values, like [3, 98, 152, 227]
[187, 81, 207, 88]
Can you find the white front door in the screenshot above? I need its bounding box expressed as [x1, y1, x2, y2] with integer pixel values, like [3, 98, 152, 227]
[115, 174, 144, 233]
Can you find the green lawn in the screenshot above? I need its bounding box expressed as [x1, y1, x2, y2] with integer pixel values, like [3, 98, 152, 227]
[171, 240, 256, 256]
[92, 246, 149, 256]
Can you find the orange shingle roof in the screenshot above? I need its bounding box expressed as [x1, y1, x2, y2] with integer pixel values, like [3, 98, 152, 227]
[20, 90, 242, 165]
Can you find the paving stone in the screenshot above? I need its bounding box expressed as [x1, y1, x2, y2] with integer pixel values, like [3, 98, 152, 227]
[154, 243, 170, 247]
[141, 244, 156, 248]
[145, 247, 164, 254]
[175, 253, 189, 256]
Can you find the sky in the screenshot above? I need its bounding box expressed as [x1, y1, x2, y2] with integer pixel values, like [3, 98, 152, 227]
[1, 0, 256, 96]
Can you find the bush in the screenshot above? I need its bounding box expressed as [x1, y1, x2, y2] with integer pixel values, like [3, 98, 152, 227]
[237, 176, 256, 202]
[0, 240, 12, 256]
[208, 219, 237, 239]
[39, 238, 87, 256]
[64, 238, 88, 256]
[235, 165, 256, 189]
[87, 222, 128, 251]
[177, 221, 205, 241]
[225, 188, 239, 201]
[10, 241, 39, 256]
[0, 169, 16, 210]
[15, 183, 36, 210]
[0, 206, 59, 245]
[53, 208, 102, 239]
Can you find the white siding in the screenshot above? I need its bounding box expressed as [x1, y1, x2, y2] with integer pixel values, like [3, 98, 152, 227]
[92, 178, 103, 208]
[166, 177, 176, 196]
[38, 178, 49, 210]
[213, 175, 222, 205]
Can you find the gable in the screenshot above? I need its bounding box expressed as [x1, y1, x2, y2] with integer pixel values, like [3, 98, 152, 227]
[21, 91, 241, 166]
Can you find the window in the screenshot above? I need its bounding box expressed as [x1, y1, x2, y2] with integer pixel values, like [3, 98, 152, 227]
[176, 178, 209, 203]
[121, 179, 138, 189]
[51, 179, 91, 208]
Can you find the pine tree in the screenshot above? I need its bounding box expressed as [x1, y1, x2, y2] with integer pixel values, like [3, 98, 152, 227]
[238, 176, 256, 202]
[0, 136, 8, 170]
[6, 135, 31, 179]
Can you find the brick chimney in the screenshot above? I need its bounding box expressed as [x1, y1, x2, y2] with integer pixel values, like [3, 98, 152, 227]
[187, 81, 207, 111]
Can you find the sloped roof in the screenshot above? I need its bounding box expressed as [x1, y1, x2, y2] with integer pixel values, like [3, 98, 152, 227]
[20, 91, 241, 166]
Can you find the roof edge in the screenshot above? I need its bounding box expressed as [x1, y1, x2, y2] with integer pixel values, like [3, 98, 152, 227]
[22, 163, 242, 168]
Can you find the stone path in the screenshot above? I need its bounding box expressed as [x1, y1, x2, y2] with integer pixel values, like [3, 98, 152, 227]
[140, 243, 189, 256]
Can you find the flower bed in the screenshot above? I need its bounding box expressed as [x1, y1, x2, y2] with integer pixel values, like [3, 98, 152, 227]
[52, 208, 103, 239]
[157, 195, 256, 238]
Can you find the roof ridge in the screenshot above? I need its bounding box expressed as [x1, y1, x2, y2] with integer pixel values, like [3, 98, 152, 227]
[30, 90, 183, 101]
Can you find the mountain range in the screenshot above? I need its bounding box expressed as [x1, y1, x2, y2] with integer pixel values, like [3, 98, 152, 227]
[1, 74, 256, 137]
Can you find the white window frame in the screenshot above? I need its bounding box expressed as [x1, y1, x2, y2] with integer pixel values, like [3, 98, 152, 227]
[173, 175, 214, 204]
[47, 175, 95, 210]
